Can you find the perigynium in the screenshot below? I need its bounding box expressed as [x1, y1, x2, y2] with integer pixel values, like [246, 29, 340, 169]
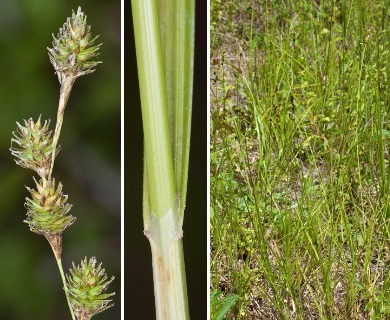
[10, 7, 113, 320]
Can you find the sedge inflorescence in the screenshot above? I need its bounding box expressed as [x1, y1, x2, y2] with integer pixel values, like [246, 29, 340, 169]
[10, 7, 113, 320]
[48, 6, 102, 84]
[67, 257, 115, 320]
[11, 117, 74, 238]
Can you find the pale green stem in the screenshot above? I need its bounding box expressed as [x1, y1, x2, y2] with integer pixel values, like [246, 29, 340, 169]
[148, 221, 188, 320]
[49, 76, 75, 179]
[56, 259, 76, 320]
[132, 0, 190, 318]
[46, 75, 77, 320]
[48, 236, 76, 320]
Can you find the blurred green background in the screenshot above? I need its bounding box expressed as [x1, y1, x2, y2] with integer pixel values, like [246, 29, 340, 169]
[0, 1, 120, 319]
[125, 1, 207, 318]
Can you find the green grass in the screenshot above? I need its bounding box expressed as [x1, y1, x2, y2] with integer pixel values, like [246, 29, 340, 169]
[210, 1, 390, 319]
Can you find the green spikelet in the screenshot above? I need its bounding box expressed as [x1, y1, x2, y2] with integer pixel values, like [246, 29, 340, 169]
[48, 6, 102, 84]
[25, 177, 75, 237]
[67, 257, 115, 320]
[10, 116, 56, 179]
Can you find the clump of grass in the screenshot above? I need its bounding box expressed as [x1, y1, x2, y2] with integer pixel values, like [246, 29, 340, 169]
[211, 0, 390, 318]
[10, 7, 114, 320]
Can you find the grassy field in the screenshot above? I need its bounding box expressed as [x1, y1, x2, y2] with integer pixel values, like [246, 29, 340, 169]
[210, 1, 390, 319]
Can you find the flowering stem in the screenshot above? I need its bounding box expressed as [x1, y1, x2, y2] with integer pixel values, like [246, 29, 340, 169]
[46, 80, 74, 320]
[10, 7, 112, 320]
[50, 247, 76, 320]
[49, 76, 75, 179]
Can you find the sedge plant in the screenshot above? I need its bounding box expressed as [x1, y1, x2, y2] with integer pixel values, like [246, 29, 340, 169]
[10, 7, 114, 320]
[131, 0, 195, 319]
[211, 0, 390, 318]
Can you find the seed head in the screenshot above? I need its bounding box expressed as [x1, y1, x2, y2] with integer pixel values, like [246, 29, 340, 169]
[48, 7, 102, 84]
[25, 177, 75, 237]
[67, 257, 115, 320]
[10, 116, 56, 179]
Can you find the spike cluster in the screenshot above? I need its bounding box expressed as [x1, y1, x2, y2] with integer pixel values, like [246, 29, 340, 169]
[10, 117, 55, 179]
[25, 177, 75, 237]
[48, 6, 102, 84]
[10, 7, 113, 319]
[67, 257, 115, 320]
[10, 116, 74, 244]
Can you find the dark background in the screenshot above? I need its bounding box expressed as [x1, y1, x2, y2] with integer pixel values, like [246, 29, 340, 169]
[125, 0, 207, 319]
[0, 1, 120, 319]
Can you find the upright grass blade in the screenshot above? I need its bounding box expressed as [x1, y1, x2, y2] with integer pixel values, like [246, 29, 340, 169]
[132, 0, 194, 318]
[132, 0, 175, 219]
[158, 0, 195, 219]
[210, 290, 239, 320]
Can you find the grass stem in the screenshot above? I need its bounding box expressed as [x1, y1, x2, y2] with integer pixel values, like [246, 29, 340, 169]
[49, 76, 75, 179]
[52, 249, 76, 320]
[132, 0, 192, 318]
